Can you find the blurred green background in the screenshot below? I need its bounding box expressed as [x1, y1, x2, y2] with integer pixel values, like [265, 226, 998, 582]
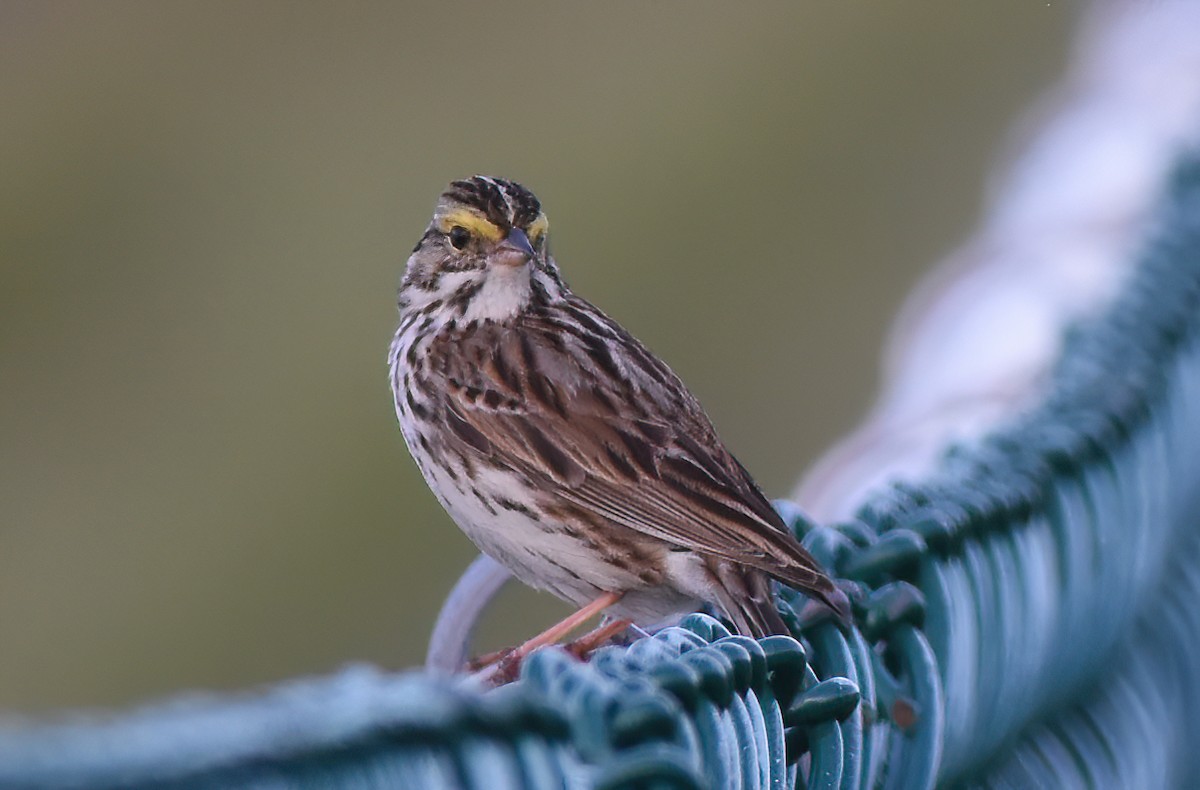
[0, 3, 1072, 711]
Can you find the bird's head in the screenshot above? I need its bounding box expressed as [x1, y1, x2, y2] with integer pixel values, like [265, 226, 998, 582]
[400, 176, 564, 322]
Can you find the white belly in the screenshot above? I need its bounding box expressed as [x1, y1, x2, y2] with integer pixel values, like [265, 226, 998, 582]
[391, 331, 700, 624]
[414, 437, 630, 603]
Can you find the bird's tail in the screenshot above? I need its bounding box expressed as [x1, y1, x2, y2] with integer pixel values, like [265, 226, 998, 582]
[712, 562, 852, 638]
[709, 563, 789, 637]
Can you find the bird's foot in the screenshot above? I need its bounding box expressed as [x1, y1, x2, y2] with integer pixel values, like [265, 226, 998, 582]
[472, 618, 635, 686]
[466, 646, 514, 673]
[468, 591, 625, 685]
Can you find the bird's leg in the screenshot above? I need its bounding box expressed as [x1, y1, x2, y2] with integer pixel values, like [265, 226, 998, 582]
[564, 617, 633, 659]
[508, 590, 623, 657]
[471, 591, 623, 682]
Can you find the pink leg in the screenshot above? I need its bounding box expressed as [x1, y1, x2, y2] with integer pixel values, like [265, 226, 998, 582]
[564, 618, 633, 659]
[472, 591, 623, 682]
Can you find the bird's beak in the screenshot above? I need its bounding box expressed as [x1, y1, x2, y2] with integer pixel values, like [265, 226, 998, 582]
[493, 228, 536, 268]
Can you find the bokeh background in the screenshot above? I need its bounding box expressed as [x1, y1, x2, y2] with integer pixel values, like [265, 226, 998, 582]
[0, 3, 1072, 712]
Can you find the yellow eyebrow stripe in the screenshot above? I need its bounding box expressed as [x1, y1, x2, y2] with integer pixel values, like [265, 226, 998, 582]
[436, 208, 504, 243]
[527, 212, 549, 242]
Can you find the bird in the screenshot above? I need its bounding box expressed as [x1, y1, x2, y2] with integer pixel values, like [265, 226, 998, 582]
[388, 175, 846, 654]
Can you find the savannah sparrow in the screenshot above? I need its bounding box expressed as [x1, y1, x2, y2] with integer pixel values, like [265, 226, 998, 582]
[389, 176, 845, 641]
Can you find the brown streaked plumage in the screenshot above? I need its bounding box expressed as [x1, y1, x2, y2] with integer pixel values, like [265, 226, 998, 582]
[389, 175, 845, 639]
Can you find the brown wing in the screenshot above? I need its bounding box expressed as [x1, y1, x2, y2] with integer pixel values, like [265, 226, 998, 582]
[428, 299, 837, 602]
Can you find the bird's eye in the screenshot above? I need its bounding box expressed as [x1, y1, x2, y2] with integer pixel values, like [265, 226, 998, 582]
[448, 226, 471, 250]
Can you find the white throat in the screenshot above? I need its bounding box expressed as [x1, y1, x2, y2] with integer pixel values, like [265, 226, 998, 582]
[462, 264, 532, 323]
